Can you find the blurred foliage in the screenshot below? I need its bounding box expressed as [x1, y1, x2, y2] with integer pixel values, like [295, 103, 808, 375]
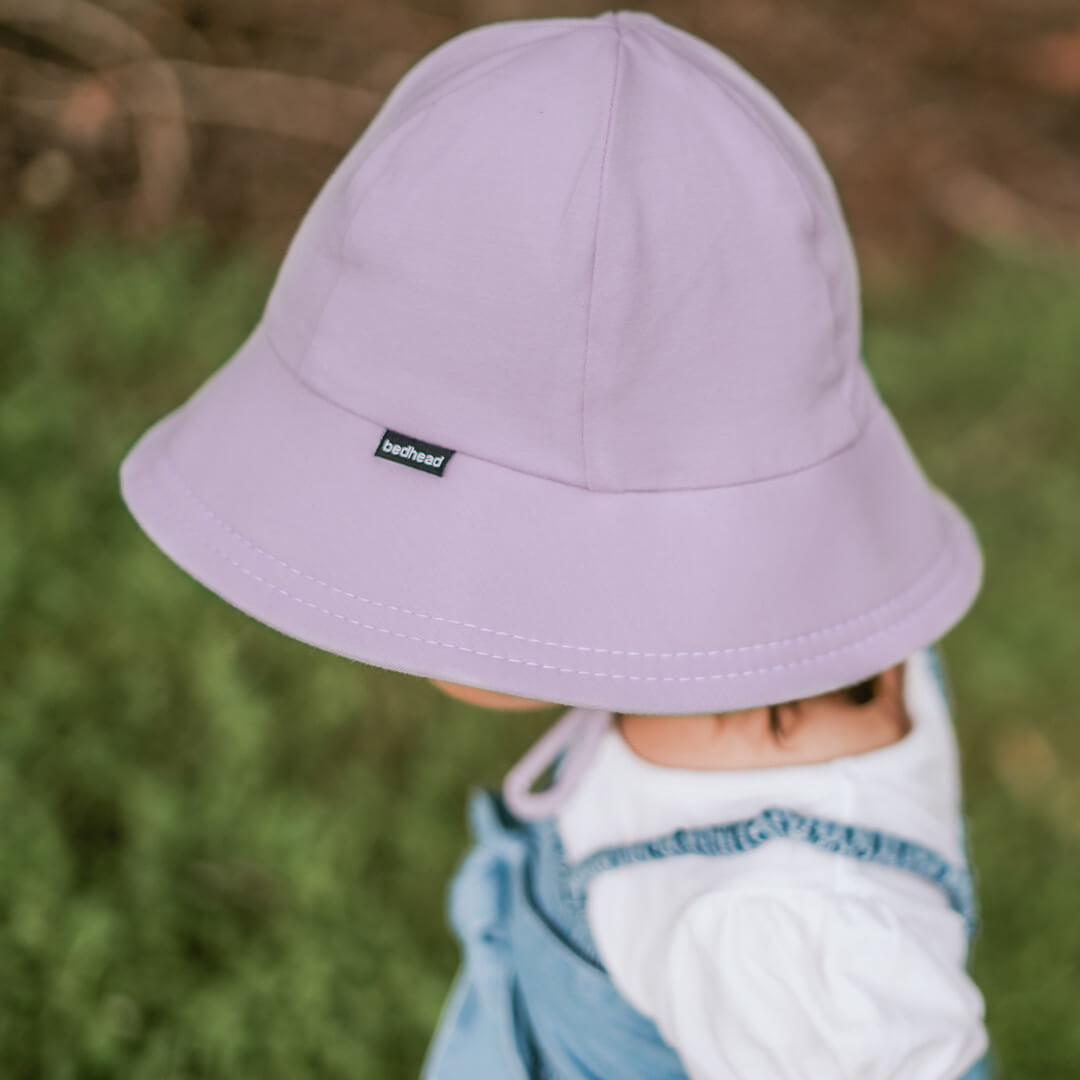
[1, 217, 1079, 1076]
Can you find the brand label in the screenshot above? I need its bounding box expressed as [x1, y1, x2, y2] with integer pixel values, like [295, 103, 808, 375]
[374, 429, 456, 477]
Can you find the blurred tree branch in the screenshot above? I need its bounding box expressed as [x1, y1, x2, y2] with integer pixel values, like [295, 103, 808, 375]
[3, 0, 379, 234]
[922, 164, 1080, 250]
[147, 61, 379, 144]
[2, 0, 188, 233]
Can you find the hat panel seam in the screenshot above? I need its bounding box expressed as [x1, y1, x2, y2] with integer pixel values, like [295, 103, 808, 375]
[579, 14, 623, 490]
[288, 103, 442, 385]
[155, 438, 956, 666]
[266, 320, 878, 494]
[643, 23, 859, 446]
[294, 25, 602, 388]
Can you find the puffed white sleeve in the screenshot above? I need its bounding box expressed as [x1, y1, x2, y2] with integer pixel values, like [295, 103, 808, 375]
[629, 887, 988, 1080]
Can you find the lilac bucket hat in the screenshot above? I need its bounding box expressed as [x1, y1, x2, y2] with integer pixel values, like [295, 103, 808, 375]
[118, 9, 983, 716]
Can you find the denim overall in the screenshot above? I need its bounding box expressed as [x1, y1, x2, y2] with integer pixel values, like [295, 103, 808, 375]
[420, 645, 995, 1080]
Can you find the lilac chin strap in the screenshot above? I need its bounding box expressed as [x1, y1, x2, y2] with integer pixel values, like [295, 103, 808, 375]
[502, 708, 613, 821]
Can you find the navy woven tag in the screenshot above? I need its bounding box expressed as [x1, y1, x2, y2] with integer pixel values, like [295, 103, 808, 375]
[374, 429, 456, 477]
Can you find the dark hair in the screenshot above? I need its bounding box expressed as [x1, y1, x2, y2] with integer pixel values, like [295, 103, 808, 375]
[767, 674, 879, 740]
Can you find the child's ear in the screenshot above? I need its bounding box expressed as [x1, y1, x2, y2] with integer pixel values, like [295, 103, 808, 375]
[428, 678, 555, 712]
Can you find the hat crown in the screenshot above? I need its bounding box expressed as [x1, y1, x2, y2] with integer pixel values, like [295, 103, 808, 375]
[120, 10, 984, 714]
[263, 10, 869, 492]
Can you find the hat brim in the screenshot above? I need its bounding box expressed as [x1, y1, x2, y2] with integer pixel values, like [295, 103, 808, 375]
[119, 321, 983, 714]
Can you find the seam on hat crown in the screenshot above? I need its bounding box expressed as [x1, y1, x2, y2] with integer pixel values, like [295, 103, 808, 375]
[580, 14, 624, 491]
[270, 23, 601, 386]
[630, 13, 865, 438]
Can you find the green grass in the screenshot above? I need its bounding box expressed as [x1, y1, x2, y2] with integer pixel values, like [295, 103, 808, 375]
[2, 215, 1078, 1077]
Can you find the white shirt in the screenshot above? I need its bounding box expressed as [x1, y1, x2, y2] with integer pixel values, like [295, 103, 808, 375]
[555, 647, 989, 1080]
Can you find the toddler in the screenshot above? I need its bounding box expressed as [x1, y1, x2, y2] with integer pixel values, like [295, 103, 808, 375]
[118, 9, 992, 1078]
[425, 647, 989, 1079]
